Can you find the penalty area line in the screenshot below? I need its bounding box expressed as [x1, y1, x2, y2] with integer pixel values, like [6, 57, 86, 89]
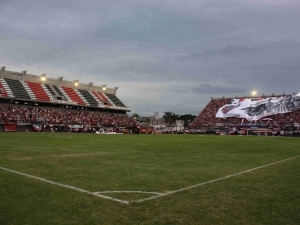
[132, 154, 300, 203]
[0, 166, 129, 205]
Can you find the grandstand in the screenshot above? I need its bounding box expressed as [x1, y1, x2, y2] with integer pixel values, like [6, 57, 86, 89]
[189, 94, 300, 135]
[0, 67, 138, 132]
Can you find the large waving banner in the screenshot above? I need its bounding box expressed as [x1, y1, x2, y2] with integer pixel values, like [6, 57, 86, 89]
[216, 92, 300, 121]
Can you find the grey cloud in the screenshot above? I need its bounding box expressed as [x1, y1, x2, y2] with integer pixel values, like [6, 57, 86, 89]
[1, 0, 300, 116]
[192, 84, 245, 95]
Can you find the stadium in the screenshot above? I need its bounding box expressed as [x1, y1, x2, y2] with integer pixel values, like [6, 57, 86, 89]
[0, 67, 139, 133]
[1, 66, 300, 136]
[1, 66, 300, 224]
[1, 1, 300, 223]
[189, 93, 300, 136]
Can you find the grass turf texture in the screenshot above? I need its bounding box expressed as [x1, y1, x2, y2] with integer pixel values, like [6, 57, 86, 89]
[0, 133, 299, 225]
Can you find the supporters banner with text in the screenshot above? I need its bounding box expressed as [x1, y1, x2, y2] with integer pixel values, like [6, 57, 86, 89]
[5, 122, 17, 132]
[216, 92, 300, 121]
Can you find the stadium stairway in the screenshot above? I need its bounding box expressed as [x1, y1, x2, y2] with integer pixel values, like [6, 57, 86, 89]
[97, 91, 114, 106]
[22, 82, 36, 100]
[105, 93, 126, 108]
[75, 89, 89, 105]
[44, 84, 62, 100]
[61, 86, 86, 105]
[52, 85, 67, 100]
[77, 89, 98, 106]
[4, 78, 31, 100]
[26, 81, 51, 102]
[0, 79, 13, 97]
[91, 91, 105, 106]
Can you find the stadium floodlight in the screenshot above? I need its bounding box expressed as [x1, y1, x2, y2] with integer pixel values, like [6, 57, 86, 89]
[41, 74, 46, 84]
[74, 80, 79, 89]
[1, 66, 5, 71]
[102, 85, 106, 94]
[252, 91, 257, 96]
[41, 73, 46, 81]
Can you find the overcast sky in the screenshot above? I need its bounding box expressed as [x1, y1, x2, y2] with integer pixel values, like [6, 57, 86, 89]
[1, 0, 300, 116]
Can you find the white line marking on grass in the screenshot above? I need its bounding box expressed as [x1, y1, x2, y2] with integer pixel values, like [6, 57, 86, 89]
[52, 153, 111, 157]
[1, 155, 300, 205]
[95, 191, 164, 195]
[1, 146, 96, 149]
[131, 154, 300, 203]
[0, 166, 129, 205]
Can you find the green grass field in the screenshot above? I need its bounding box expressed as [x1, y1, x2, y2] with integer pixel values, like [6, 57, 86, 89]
[1, 133, 300, 225]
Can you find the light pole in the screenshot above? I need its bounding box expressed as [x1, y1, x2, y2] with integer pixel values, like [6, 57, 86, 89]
[102, 85, 106, 94]
[0, 66, 5, 79]
[22, 70, 27, 82]
[74, 80, 79, 89]
[58, 77, 63, 87]
[89, 82, 93, 92]
[41, 74, 46, 84]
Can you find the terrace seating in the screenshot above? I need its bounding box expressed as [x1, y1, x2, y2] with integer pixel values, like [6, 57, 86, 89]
[4, 78, 31, 100]
[98, 92, 114, 106]
[0, 80, 8, 97]
[0, 79, 14, 97]
[44, 84, 61, 100]
[189, 96, 300, 129]
[61, 86, 86, 105]
[26, 81, 51, 102]
[105, 93, 126, 108]
[74, 89, 89, 105]
[92, 91, 113, 106]
[77, 89, 99, 106]
[22, 82, 36, 100]
[191, 98, 247, 128]
[91, 91, 104, 106]
[52, 85, 65, 98]
[0, 104, 138, 127]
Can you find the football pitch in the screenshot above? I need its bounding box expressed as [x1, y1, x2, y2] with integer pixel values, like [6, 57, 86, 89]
[1, 133, 300, 225]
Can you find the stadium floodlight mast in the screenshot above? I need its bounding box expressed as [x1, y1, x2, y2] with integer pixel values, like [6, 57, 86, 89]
[114, 87, 118, 95]
[74, 80, 79, 89]
[58, 77, 63, 87]
[22, 70, 27, 82]
[41, 74, 46, 84]
[89, 82, 93, 92]
[0, 66, 5, 79]
[102, 85, 106, 94]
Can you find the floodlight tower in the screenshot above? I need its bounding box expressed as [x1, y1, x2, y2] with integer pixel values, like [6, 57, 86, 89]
[41, 74, 46, 84]
[58, 77, 63, 88]
[21, 70, 27, 82]
[102, 84, 106, 94]
[89, 82, 93, 92]
[74, 80, 79, 89]
[0, 66, 5, 79]
[114, 87, 118, 95]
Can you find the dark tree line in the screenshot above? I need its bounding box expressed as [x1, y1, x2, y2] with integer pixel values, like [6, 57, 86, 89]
[163, 112, 196, 127]
[131, 112, 196, 127]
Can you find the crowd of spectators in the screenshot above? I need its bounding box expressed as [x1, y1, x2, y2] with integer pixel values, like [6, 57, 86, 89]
[189, 97, 300, 129]
[0, 104, 138, 127]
